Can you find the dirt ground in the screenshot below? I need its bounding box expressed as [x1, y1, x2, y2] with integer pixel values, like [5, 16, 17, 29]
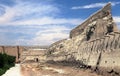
[21, 62, 102, 76]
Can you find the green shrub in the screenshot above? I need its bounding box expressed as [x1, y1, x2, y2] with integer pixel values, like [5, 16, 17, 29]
[0, 68, 6, 76]
[0, 53, 16, 75]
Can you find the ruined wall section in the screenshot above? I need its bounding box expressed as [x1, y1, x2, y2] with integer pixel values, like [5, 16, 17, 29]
[46, 33, 85, 61]
[21, 49, 47, 63]
[46, 3, 120, 61]
[0, 46, 23, 62]
[47, 31, 120, 72]
[46, 3, 120, 74]
[75, 32, 120, 72]
[70, 3, 118, 40]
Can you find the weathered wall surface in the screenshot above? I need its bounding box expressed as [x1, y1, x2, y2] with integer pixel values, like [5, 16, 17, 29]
[0, 46, 23, 62]
[0, 46, 48, 63]
[46, 3, 120, 75]
[70, 3, 118, 39]
[78, 32, 120, 68]
[21, 49, 47, 63]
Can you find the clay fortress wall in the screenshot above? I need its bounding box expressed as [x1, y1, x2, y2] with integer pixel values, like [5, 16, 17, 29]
[0, 46, 23, 62]
[46, 3, 120, 74]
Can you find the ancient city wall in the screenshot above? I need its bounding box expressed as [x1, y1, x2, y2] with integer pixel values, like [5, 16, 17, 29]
[46, 3, 120, 75]
[77, 32, 120, 65]
[0, 46, 23, 62]
[21, 49, 47, 63]
[70, 3, 118, 39]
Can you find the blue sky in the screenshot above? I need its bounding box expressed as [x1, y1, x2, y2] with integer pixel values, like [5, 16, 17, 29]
[0, 0, 120, 46]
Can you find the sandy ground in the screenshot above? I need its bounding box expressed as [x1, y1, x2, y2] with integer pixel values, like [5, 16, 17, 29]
[21, 63, 102, 76]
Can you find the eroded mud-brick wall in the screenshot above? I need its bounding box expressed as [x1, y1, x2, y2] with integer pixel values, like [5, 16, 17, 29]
[46, 3, 120, 74]
[70, 3, 118, 40]
[20, 48, 47, 63]
[0, 46, 23, 62]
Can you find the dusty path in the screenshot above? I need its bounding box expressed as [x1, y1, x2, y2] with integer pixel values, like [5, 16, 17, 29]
[21, 62, 101, 76]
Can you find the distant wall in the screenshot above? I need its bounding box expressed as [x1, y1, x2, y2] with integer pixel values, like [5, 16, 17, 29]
[0, 46, 23, 62]
[21, 49, 47, 63]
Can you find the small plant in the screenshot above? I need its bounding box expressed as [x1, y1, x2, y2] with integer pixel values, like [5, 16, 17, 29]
[0, 53, 15, 75]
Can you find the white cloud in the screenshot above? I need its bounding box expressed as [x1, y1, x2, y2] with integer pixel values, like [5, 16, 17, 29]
[71, 2, 120, 9]
[33, 26, 69, 45]
[0, 0, 84, 45]
[6, 17, 83, 25]
[13, 25, 70, 45]
[113, 16, 120, 23]
[113, 16, 120, 29]
[0, 1, 83, 26]
[0, 1, 59, 25]
[0, 5, 16, 23]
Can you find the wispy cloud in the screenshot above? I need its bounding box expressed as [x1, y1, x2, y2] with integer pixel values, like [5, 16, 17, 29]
[0, 0, 59, 24]
[71, 2, 120, 9]
[5, 17, 82, 26]
[113, 16, 120, 23]
[0, 0, 84, 45]
[113, 16, 120, 29]
[32, 26, 70, 45]
[5, 25, 71, 46]
[0, 0, 83, 26]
